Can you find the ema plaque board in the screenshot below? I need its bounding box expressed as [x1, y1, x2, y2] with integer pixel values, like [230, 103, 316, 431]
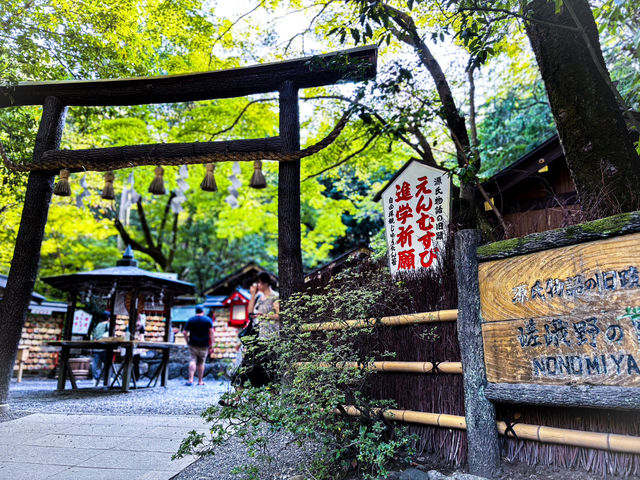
[479, 232, 640, 387]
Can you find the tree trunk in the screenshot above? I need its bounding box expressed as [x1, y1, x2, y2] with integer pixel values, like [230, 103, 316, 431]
[278, 81, 303, 299]
[113, 195, 172, 270]
[0, 96, 67, 411]
[525, 0, 640, 216]
[384, 3, 477, 229]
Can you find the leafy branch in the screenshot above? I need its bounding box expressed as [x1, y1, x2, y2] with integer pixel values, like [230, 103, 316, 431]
[113, 193, 178, 270]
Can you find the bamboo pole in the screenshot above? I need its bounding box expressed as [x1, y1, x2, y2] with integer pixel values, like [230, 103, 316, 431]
[300, 309, 458, 332]
[339, 406, 640, 455]
[297, 361, 462, 374]
[495, 422, 640, 455]
[340, 406, 466, 430]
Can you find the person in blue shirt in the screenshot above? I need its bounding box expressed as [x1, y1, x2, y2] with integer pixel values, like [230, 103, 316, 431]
[183, 305, 214, 386]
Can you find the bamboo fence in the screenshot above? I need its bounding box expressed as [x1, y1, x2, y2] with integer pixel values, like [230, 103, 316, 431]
[300, 309, 458, 332]
[297, 361, 462, 374]
[339, 406, 640, 455]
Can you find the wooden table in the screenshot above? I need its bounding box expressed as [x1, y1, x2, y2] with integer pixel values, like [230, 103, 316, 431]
[47, 340, 174, 392]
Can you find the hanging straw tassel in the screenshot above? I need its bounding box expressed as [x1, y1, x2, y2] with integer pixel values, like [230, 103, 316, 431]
[148, 166, 166, 195]
[53, 169, 71, 197]
[249, 159, 266, 189]
[200, 163, 218, 192]
[101, 170, 115, 200]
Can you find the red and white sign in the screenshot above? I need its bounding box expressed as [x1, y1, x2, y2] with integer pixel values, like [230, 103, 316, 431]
[72, 309, 93, 335]
[380, 160, 451, 276]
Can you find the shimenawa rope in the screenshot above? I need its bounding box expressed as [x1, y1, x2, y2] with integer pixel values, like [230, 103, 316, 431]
[1, 110, 352, 173]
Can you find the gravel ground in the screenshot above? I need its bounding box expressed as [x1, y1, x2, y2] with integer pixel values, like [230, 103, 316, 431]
[3, 377, 228, 417]
[174, 434, 318, 480]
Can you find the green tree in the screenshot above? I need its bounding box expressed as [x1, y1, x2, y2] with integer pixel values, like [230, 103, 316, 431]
[595, 0, 640, 112]
[268, 0, 639, 222]
[522, 0, 640, 215]
[0, 0, 278, 411]
[176, 262, 423, 479]
[1, 0, 383, 295]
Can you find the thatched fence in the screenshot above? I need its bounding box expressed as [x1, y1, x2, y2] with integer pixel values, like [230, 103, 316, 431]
[306, 211, 640, 478]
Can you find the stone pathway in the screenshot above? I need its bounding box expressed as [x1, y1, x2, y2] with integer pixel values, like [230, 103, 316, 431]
[0, 412, 208, 480]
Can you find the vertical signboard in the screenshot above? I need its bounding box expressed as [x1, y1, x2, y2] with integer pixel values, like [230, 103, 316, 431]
[379, 160, 451, 276]
[72, 309, 93, 335]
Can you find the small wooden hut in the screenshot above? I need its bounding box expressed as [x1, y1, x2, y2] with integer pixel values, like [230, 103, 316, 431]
[42, 246, 194, 391]
[1, 275, 67, 377]
[481, 135, 580, 237]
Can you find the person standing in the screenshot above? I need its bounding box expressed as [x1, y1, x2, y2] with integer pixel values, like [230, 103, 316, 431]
[245, 272, 280, 386]
[183, 305, 214, 386]
[219, 273, 279, 406]
[90, 312, 110, 385]
[248, 272, 280, 340]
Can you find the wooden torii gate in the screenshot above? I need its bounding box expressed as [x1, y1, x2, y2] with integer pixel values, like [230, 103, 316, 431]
[0, 46, 377, 410]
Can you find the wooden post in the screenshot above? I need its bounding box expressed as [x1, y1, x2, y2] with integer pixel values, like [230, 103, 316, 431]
[15, 347, 29, 383]
[107, 293, 117, 337]
[161, 293, 173, 387]
[57, 289, 77, 391]
[103, 292, 117, 386]
[0, 96, 67, 411]
[129, 284, 138, 335]
[455, 229, 500, 477]
[62, 290, 77, 342]
[278, 81, 303, 299]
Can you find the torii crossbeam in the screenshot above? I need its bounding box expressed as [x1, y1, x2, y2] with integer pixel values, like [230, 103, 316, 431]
[0, 46, 377, 411]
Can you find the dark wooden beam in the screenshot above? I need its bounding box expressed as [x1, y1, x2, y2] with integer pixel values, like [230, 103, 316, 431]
[476, 211, 640, 261]
[104, 293, 117, 387]
[37, 137, 284, 172]
[122, 281, 140, 392]
[57, 289, 77, 391]
[486, 383, 640, 410]
[0, 96, 67, 408]
[278, 81, 303, 299]
[162, 294, 173, 387]
[0, 46, 377, 108]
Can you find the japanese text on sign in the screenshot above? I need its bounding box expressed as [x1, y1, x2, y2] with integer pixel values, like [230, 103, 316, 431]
[72, 309, 93, 335]
[380, 161, 450, 276]
[516, 315, 640, 379]
[479, 232, 640, 387]
[511, 266, 639, 304]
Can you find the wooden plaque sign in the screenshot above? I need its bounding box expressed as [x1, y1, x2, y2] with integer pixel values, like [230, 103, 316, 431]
[479, 232, 640, 387]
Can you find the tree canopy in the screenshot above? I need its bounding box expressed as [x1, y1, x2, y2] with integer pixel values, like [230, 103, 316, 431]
[0, 0, 638, 296]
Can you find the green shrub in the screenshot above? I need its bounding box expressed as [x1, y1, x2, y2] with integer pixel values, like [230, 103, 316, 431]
[175, 259, 448, 479]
